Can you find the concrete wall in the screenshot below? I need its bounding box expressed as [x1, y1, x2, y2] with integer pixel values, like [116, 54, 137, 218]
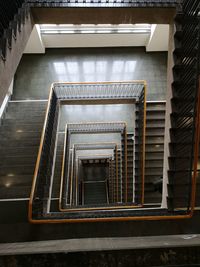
[24, 25, 45, 54]
[0, 13, 34, 106]
[0, 7, 175, 108]
[146, 24, 169, 52]
[42, 33, 150, 48]
[13, 47, 167, 101]
[22, 24, 169, 51]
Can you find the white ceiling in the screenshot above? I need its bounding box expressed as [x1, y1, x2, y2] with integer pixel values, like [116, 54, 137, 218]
[24, 24, 169, 53]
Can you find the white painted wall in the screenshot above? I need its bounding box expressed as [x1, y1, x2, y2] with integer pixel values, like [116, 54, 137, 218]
[23, 24, 169, 53]
[8, 79, 14, 95]
[42, 33, 150, 48]
[0, 79, 13, 119]
[161, 23, 174, 208]
[24, 25, 45, 54]
[146, 24, 169, 52]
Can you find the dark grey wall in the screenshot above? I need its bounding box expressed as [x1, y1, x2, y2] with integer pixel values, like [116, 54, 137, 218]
[13, 47, 167, 101]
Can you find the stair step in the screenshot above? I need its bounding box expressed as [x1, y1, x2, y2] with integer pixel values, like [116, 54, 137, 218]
[0, 174, 33, 186]
[135, 174, 162, 183]
[135, 160, 163, 168]
[135, 144, 164, 153]
[136, 121, 165, 128]
[0, 146, 39, 156]
[0, 165, 35, 176]
[0, 139, 41, 147]
[3, 117, 45, 124]
[136, 128, 165, 136]
[0, 124, 43, 132]
[0, 156, 37, 166]
[84, 182, 107, 205]
[167, 196, 189, 209]
[167, 184, 200, 198]
[0, 185, 31, 199]
[136, 102, 165, 112]
[0, 131, 42, 139]
[136, 136, 164, 144]
[8, 101, 47, 108]
[136, 153, 164, 160]
[135, 168, 163, 175]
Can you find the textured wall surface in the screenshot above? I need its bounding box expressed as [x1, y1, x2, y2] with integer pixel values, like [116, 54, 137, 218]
[1, 247, 200, 267]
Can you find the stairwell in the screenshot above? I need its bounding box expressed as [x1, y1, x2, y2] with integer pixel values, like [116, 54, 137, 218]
[135, 102, 166, 205]
[2, 97, 199, 212]
[167, 0, 200, 211]
[0, 100, 166, 206]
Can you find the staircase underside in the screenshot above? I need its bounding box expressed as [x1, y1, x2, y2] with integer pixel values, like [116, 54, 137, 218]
[30, 6, 176, 25]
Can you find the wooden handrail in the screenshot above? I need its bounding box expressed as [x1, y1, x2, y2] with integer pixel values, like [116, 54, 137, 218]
[28, 84, 54, 221]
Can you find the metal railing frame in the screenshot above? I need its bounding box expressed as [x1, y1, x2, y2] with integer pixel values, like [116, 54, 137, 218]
[28, 81, 152, 223]
[28, 79, 200, 223]
[59, 122, 130, 211]
[72, 143, 118, 204]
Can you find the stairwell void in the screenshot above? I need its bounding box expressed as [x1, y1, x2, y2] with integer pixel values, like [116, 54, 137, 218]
[28, 61, 200, 223]
[29, 81, 147, 222]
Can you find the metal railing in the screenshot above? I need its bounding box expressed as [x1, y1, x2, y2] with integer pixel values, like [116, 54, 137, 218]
[27, 73, 200, 223]
[59, 122, 127, 210]
[29, 87, 59, 217]
[61, 140, 121, 210]
[55, 82, 144, 102]
[73, 143, 118, 204]
[167, 0, 200, 210]
[135, 88, 146, 205]
[75, 156, 112, 206]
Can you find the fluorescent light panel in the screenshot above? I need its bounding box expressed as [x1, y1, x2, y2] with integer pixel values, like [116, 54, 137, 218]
[40, 24, 152, 34]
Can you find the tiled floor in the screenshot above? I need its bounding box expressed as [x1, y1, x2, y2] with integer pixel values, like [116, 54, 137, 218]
[59, 104, 135, 132]
[13, 47, 167, 101]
